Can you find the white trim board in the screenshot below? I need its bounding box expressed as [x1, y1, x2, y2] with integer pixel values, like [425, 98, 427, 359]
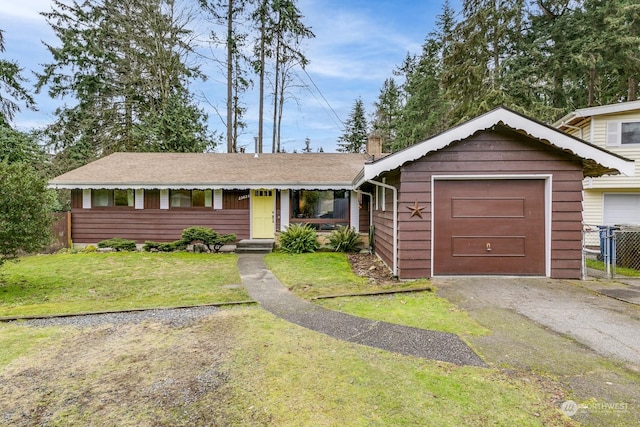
[358, 107, 634, 187]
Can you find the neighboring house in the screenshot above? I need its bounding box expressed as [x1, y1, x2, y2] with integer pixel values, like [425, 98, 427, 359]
[50, 107, 633, 280]
[555, 101, 640, 226]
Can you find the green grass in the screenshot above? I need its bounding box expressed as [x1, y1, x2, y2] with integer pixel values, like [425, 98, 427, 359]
[227, 309, 574, 426]
[0, 308, 575, 426]
[0, 323, 64, 369]
[264, 252, 429, 298]
[0, 252, 247, 317]
[586, 258, 640, 277]
[317, 293, 490, 337]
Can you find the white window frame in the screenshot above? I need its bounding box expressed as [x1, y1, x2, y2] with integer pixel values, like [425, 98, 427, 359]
[606, 120, 640, 147]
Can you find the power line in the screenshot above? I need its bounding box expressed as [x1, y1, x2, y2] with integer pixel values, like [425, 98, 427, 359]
[300, 67, 344, 130]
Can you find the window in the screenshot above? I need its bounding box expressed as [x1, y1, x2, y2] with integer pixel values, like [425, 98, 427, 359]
[606, 121, 640, 146]
[622, 122, 640, 145]
[92, 189, 133, 207]
[170, 190, 212, 208]
[291, 190, 349, 230]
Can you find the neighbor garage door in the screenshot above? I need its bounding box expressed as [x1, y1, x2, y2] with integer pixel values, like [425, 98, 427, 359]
[433, 179, 545, 275]
[603, 193, 640, 226]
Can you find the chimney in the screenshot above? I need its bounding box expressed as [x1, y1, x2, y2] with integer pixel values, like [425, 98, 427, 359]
[366, 134, 382, 158]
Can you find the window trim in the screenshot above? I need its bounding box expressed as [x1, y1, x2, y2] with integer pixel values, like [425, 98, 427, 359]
[606, 120, 640, 146]
[169, 189, 213, 209]
[91, 189, 134, 209]
[289, 189, 350, 230]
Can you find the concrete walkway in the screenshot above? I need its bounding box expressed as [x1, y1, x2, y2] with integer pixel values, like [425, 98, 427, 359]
[237, 253, 486, 367]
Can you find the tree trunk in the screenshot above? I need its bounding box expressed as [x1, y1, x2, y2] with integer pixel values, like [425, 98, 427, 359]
[272, 29, 281, 153]
[588, 66, 595, 107]
[226, 0, 234, 152]
[257, 1, 266, 154]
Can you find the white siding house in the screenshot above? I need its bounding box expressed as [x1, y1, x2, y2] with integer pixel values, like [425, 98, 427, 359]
[555, 102, 640, 226]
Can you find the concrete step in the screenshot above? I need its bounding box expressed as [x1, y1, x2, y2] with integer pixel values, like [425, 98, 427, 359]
[235, 239, 275, 253]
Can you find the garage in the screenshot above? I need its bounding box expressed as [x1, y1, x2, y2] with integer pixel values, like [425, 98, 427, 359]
[357, 107, 634, 280]
[433, 179, 546, 275]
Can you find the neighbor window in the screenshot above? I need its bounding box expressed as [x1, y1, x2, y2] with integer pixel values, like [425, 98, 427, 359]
[607, 121, 640, 146]
[92, 189, 133, 207]
[621, 122, 640, 145]
[170, 190, 212, 208]
[291, 190, 349, 230]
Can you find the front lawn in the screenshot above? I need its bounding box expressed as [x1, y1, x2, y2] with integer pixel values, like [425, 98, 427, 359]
[265, 252, 488, 338]
[0, 308, 575, 426]
[0, 252, 247, 317]
[264, 252, 428, 298]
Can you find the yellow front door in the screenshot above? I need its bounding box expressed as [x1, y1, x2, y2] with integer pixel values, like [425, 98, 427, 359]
[252, 189, 275, 238]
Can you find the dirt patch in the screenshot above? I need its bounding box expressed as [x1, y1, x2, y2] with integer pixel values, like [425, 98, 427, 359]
[346, 253, 395, 284]
[0, 312, 239, 426]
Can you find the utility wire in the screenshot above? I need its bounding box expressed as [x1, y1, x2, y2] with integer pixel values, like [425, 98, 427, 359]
[300, 67, 344, 130]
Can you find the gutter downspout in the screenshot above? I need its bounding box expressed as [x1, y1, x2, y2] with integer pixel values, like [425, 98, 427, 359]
[367, 179, 398, 277]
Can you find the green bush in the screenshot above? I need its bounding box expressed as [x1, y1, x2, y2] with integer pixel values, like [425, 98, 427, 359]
[82, 245, 97, 253]
[142, 227, 234, 254]
[181, 226, 235, 253]
[329, 225, 361, 253]
[143, 241, 186, 252]
[97, 238, 137, 252]
[279, 224, 319, 254]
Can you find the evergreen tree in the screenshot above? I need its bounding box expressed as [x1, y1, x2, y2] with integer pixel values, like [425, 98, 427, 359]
[200, 0, 251, 153]
[0, 29, 35, 124]
[441, 0, 527, 123]
[371, 78, 402, 152]
[392, 1, 455, 150]
[302, 137, 312, 152]
[37, 0, 211, 168]
[337, 98, 368, 153]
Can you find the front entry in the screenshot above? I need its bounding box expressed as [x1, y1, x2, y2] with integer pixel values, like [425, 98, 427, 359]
[433, 179, 546, 275]
[252, 189, 275, 238]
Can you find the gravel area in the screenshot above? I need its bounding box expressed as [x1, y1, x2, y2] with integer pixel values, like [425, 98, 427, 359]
[13, 306, 221, 329]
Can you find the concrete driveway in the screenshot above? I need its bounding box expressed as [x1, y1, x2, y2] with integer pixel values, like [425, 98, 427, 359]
[433, 276, 640, 368]
[433, 276, 640, 424]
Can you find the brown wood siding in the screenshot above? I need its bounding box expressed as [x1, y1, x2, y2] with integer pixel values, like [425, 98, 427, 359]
[70, 209, 249, 243]
[372, 172, 400, 274]
[71, 189, 83, 209]
[359, 194, 371, 231]
[144, 190, 160, 209]
[373, 128, 584, 279]
[223, 190, 250, 209]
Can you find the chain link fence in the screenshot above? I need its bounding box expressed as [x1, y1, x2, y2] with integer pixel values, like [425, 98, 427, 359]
[583, 224, 640, 279]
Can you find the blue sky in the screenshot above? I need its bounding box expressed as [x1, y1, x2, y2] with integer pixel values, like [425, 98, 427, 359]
[0, 0, 460, 153]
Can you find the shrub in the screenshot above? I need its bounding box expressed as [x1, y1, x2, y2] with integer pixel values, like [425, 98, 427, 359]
[181, 226, 235, 253]
[328, 225, 361, 253]
[279, 224, 319, 254]
[82, 244, 97, 253]
[143, 240, 187, 252]
[97, 238, 137, 252]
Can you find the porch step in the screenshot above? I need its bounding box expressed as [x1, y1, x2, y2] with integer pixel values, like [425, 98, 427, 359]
[235, 239, 275, 253]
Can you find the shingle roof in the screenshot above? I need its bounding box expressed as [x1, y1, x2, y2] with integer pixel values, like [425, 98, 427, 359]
[49, 152, 370, 189]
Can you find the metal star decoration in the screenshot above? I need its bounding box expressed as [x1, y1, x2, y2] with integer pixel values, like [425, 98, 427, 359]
[407, 200, 426, 218]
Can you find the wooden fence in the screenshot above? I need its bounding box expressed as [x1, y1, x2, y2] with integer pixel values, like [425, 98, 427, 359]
[47, 212, 71, 253]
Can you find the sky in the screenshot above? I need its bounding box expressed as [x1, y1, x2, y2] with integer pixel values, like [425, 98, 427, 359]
[0, 0, 460, 153]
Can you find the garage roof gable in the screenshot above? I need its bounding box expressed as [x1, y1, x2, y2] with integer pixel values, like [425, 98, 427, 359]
[358, 107, 635, 185]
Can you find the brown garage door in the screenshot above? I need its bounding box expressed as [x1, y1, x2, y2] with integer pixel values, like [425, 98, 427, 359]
[433, 179, 545, 275]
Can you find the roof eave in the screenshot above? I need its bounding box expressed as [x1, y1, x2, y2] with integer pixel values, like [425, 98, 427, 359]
[358, 107, 634, 185]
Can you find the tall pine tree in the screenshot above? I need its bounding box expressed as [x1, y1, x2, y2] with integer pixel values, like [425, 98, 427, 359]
[337, 98, 368, 153]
